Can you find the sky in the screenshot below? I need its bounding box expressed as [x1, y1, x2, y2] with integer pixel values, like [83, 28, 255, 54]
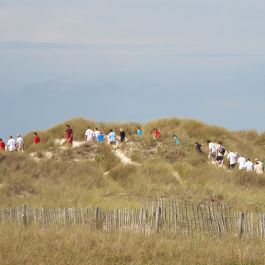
[1, 0, 265, 139]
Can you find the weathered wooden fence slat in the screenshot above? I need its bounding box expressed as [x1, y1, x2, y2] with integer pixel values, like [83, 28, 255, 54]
[1, 201, 265, 239]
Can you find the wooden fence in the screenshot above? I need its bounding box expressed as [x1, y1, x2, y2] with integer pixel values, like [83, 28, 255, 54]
[1, 201, 265, 239]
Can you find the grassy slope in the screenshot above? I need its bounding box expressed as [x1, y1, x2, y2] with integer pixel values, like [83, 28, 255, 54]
[2, 117, 265, 265]
[1, 117, 265, 211]
[1, 225, 265, 265]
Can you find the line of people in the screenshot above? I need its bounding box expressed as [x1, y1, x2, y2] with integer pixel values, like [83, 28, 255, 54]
[2, 124, 263, 176]
[205, 139, 264, 175]
[0, 132, 41, 152]
[0, 134, 25, 152]
[65, 125, 145, 146]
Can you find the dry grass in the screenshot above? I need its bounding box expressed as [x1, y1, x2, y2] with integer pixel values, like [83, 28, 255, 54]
[0, 225, 265, 265]
[2, 117, 265, 264]
[1, 117, 265, 211]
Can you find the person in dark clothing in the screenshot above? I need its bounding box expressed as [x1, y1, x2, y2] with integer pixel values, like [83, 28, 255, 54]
[195, 142, 203, 153]
[120, 128, 126, 143]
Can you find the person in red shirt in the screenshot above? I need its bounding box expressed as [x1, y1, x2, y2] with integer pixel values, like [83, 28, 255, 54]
[152, 128, 161, 139]
[33, 132, 40, 144]
[65, 124, 73, 145]
[0, 138, 5, 150]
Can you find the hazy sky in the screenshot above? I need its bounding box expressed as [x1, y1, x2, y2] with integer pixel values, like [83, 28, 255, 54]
[1, 0, 265, 139]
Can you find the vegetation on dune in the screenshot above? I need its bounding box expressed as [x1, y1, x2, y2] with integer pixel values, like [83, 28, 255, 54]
[1, 117, 265, 211]
[0, 225, 265, 265]
[1, 117, 265, 264]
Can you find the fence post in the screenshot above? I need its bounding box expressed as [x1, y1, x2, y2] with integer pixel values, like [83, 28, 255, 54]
[22, 205, 27, 227]
[95, 207, 102, 230]
[155, 207, 162, 233]
[238, 212, 244, 239]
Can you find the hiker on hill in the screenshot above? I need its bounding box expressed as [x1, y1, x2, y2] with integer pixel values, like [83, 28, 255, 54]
[216, 142, 225, 166]
[65, 124, 73, 145]
[97, 131, 105, 143]
[195, 142, 202, 153]
[152, 128, 161, 139]
[237, 154, 246, 170]
[245, 159, 254, 172]
[85, 127, 94, 142]
[7, 135, 16, 152]
[254, 159, 264, 175]
[0, 138, 5, 151]
[137, 127, 143, 137]
[16, 134, 24, 152]
[207, 140, 217, 161]
[93, 128, 100, 142]
[227, 151, 237, 169]
[109, 129, 116, 145]
[173, 135, 180, 145]
[33, 132, 40, 144]
[120, 128, 126, 143]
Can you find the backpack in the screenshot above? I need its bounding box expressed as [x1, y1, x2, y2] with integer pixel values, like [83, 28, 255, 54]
[173, 135, 180, 145]
[219, 146, 225, 155]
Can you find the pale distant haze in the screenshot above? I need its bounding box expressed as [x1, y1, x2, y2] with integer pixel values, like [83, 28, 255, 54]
[1, 0, 265, 139]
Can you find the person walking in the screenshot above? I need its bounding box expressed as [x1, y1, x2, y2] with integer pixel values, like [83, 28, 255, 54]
[195, 142, 202, 153]
[254, 159, 264, 175]
[97, 131, 105, 143]
[216, 142, 225, 166]
[137, 127, 143, 137]
[85, 127, 94, 142]
[109, 129, 116, 145]
[16, 134, 24, 152]
[227, 151, 237, 169]
[120, 128, 126, 143]
[7, 135, 16, 152]
[33, 132, 41, 144]
[245, 159, 254, 172]
[0, 138, 5, 150]
[65, 124, 73, 145]
[207, 140, 217, 161]
[237, 155, 246, 170]
[152, 128, 161, 139]
[93, 128, 101, 142]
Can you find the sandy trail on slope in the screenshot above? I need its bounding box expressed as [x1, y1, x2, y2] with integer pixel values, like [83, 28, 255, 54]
[113, 148, 182, 183]
[113, 149, 139, 166]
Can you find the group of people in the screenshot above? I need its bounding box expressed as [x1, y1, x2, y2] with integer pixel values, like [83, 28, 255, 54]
[203, 139, 264, 175]
[0, 134, 24, 152]
[0, 132, 41, 152]
[65, 124, 144, 146]
[1, 125, 264, 176]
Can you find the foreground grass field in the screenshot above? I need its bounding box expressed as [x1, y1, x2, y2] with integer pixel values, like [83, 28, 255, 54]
[0, 225, 265, 265]
[1, 117, 265, 264]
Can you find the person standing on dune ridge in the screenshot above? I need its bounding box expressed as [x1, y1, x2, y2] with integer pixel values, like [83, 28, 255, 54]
[65, 124, 73, 145]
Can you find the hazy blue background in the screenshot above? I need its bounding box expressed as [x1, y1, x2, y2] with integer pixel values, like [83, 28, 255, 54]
[1, 0, 265, 139]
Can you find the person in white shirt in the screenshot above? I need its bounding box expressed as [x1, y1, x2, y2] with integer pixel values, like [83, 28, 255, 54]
[85, 127, 94, 142]
[254, 159, 264, 175]
[16, 134, 24, 152]
[207, 140, 217, 160]
[227, 151, 237, 169]
[245, 159, 254, 172]
[7, 135, 16, 152]
[93, 128, 101, 141]
[237, 155, 246, 170]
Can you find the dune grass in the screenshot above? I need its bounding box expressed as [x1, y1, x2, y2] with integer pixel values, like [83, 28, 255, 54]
[0, 225, 265, 265]
[1, 116, 265, 211]
[2, 117, 265, 264]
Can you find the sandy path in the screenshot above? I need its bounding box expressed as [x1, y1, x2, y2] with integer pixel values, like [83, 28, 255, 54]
[113, 149, 138, 166]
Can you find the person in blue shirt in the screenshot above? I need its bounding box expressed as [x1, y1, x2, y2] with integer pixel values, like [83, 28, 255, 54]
[137, 127, 143, 136]
[108, 129, 116, 145]
[97, 131, 105, 143]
